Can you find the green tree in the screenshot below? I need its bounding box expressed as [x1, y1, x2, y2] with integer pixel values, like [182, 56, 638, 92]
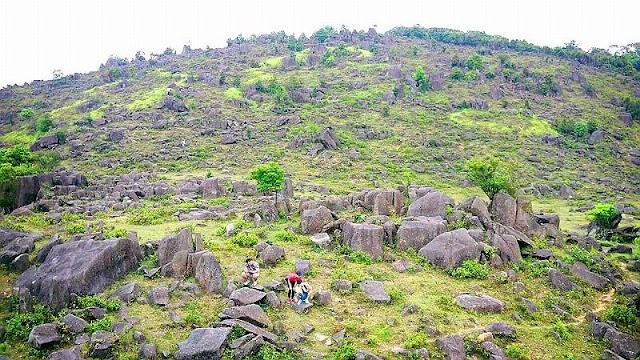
[465, 53, 484, 70]
[466, 157, 515, 199]
[586, 203, 620, 230]
[413, 66, 430, 92]
[312, 26, 335, 43]
[250, 162, 285, 202]
[19, 108, 34, 119]
[36, 114, 53, 134]
[450, 67, 464, 81]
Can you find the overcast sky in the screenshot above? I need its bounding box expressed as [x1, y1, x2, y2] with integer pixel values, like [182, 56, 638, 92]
[0, 0, 638, 88]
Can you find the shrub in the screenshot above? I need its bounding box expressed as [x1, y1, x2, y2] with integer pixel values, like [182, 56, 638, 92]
[465, 53, 484, 70]
[404, 331, 429, 349]
[66, 223, 86, 235]
[604, 304, 637, 327]
[331, 341, 357, 360]
[231, 232, 260, 248]
[273, 230, 306, 243]
[451, 67, 464, 81]
[465, 157, 515, 199]
[505, 344, 529, 360]
[348, 250, 373, 265]
[388, 287, 406, 304]
[569, 246, 595, 268]
[87, 316, 113, 333]
[103, 226, 128, 239]
[250, 162, 285, 199]
[5, 304, 51, 340]
[552, 320, 571, 340]
[451, 259, 489, 279]
[413, 66, 430, 92]
[19, 108, 35, 119]
[463, 70, 479, 81]
[55, 131, 66, 144]
[77, 295, 121, 312]
[127, 206, 166, 225]
[527, 260, 552, 277]
[586, 203, 619, 229]
[35, 114, 53, 133]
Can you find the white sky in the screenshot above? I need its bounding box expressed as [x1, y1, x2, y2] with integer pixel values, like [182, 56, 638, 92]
[0, 0, 638, 88]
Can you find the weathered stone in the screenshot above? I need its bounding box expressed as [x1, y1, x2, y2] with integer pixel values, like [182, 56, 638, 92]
[396, 218, 447, 252]
[332, 279, 352, 292]
[174, 327, 232, 360]
[570, 262, 609, 290]
[148, 287, 169, 306]
[312, 290, 331, 305]
[202, 178, 224, 198]
[301, 206, 333, 234]
[264, 291, 282, 309]
[342, 222, 384, 259]
[491, 192, 517, 227]
[35, 234, 62, 263]
[418, 229, 482, 269]
[138, 343, 157, 359]
[29, 323, 61, 348]
[110, 282, 141, 304]
[292, 302, 314, 314]
[295, 259, 312, 275]
[61, 313, 88, 334]
[488, 232, 522, 264]
[194, 252, 223, 293]
[549, 269, 580, 291]
[45, 346, 84, 360]
[15, 235, 141, 312]
[407, 191, 446, 217]
[220, 304, 272, 328]
[229, 287, 266, 305]
[435, 335, 465, 360]
[484, 322, 515, 337]
[373, 190, 403, 216]
[216, 319, 278, 343]
[258, 244, 285, 267]
[454, 294, 504, 313]
[233, 334, 263, 359]
[310, 233, 332, 249]
[359, 280, 390, 304]
[157, 228, 193, 267]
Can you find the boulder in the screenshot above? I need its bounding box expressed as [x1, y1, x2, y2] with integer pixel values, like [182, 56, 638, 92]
[332, 279, 353, 292]
[588, 130, 605, 145]
[148, 287, 169, 306]
[11, 253, 30, 272]
[301, 206, 333, 234]
[35, 234, 62, 263]
[549, 269, 580, 291]
[418, 229, 482, 269]
[30, 135, 59, 150]
[194, 252, 224, 293]
[490, 192, 517, 227]
[454, 294, 504, 313]
[619, 112, 633, 127]
[435, 335, 465, 360]
[559, 184, 574, 199]
[342, 222, 384, 259]
[570, 262, 609, 290]
[229, 287, 266, 305]
[157, 228, 193, 267]
[202, 178, 224, 198]
[220, 304, 272, 328]
[312, 290, 331, 305]
[139, 343, 157, 359]
[484, 322, 515, 337]
[295, 259, 312, 275]
[0, 229, 38, 265]
[61, 313, 88, 333]
[29, 323, 61, 348]
[407, 191, 446, 217]
[110, 282, 141, 303]
[15, 234, 141, 311]
[359, 281, 390, 304]
[310, 233, 332, 249]
[260, 200, 278, 223]
[373, 190, 403, 216]
[174, 327, 232, 360]
[233, 334, 263, 359]
[458, 196, 491, 227]
[89, 331, 117, 358]
[396, 217, 447, 251]
[258, 244, 285, 267]
[488, 231, 522, 264]
[162, 96, 188, 112]
[46, 346, 83, 360]
[108, 128, 125, 142]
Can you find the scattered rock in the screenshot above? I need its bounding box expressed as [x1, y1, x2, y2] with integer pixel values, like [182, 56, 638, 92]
[45, 346, 83, 360]
[301, 206, 334, 234]
[454, 294, 505, 313]
[229, 287, 266, 305]
[111, 282, 141, 304]
[258, 244, 285, 267]
[484, 322, 515, 337]
[407, 191, 446, 217]
[61, 313, 88, 334]
[396, 218, 447, 252]
[148, 287, 169, 306]
[312, 290, 331, 305]
[89, 331, 117, 358]
[138, 343, 157, 359]
[435, 335, 465, 360]
[332, 279, 352, 292]
[220, 304, 272, 328]
[549, 269, 581, 291]
[570, 262, 609, 290]
[342, 222, 384, 259]
[296, 259, 313, 275]
[418, 229, 483, 270]
[310, 233, 332, 249]
[174, 327, 232, 360]
[359, 281, 390, 304]
[29, 323, 61, 348]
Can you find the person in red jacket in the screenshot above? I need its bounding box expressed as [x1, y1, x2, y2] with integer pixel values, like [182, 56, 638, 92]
[283, 271, 303, 303]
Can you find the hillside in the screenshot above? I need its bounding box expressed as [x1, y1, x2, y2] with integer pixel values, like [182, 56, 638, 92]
[0, 26, 639, 360]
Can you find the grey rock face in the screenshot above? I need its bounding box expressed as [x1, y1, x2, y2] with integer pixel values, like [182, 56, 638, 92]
[342, 222, 384, 259]
[396, 217, 447, 251]
[194, 252, 223, 293]
[229, 287, 266, 306]
[359, 280, 390, 304]
[435, 335, 465, 360]
[45, 346, 84, 360]
[15, 235, 141, 311]
[29, 323, 62, 348]
[490, 192, 517, 227]
[110, 282, 141, 303]
[407, 191, 446, 217]
[454, 294, 504, 313]
[157, 228, 193, 267]
[570, 262, 609, 290]
[418, 229, 482, 269]
[549, 269, 581, 291]
[174, 327, 232, 360]
[61, 314, 88, 334]
[301, 206, 333, 234]
[219, 304, 272, 328]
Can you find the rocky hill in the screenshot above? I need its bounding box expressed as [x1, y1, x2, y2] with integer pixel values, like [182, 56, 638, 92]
[0, 26, 639, 359]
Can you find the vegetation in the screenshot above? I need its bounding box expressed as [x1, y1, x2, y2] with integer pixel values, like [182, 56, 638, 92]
[413, 66, 430, 92]
[450, 259, 490, 279]
[604, 304, 637, 328]
[250, 162, 285, 200]
[586, 203, 620, 229]
[465, 157, 515, 199]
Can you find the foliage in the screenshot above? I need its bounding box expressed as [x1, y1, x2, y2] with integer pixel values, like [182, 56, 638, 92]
[103, 226, 128, 239]
[450, 67, 464, 81]
[527, 260, 552, 277]
[331, 341, 357, 360]
[537, 74, 560, 96]
[183, 301, 205, 326]
[586, 203, 620, 229]
[450, 259, 489, 279]
[87, 316, 113, 333]
[505, 344, 529, 360]
[35, 114, 53, 134]
[77, 295, 121, 312]
[250, 162, 285, 194]
[552, 320, 571, 340]
[388, 287, 406, 304]
[623, 97, 640, 120]
[5, 304, 52, 340]
[465, 53, 484, 70]
[321, 43, 351, 67]
[554, 118, 597, 139]
[273, 230, 306, 243]
[413, 66, 430, 92]
[568, 246, 596, 269]
[465, 157, 515, 199]
[127, 205, 169, 225]
[231, 232, 260, 248]
[312, 26, 335, 43]
[604, 304, 637, 327]
[19, 108, 34, 119]
[348, 250, 373, 265]
[404, 331, 429, 349]
[463, 70, 479, 81]
[66, 223, 87, 235]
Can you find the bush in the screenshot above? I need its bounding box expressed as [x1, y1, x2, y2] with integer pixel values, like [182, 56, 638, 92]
[451, 67, 464, 81]
[77, 295, 121, 312]
[465, 53, 484, 70]
[586, 203, 619, 229]
[604, 304, 637, 327]
[5, 304, 51, 340]
[87, 316, 113, 333]
[231, 232, 260, 248]
[505, 344, 529, 360]
[404, 331, 429, 349]
[103, 226, 128, 239]
[413, 66, 430, 92]
[36, 114, 53, 133]
[348, 250, 373, 265]
[273, 230, 306, 243]
[331, 341, 357, 360]
[19, 108, 34, 119]
[465, 157, 515, 199]
[127, 206, 167, 225]
[568, 246, 595, 268]
[66, 223, 86, 235]
[388, 287, 406, 304]
[451, 259, 489, 279]
[552, 320, 571, 340]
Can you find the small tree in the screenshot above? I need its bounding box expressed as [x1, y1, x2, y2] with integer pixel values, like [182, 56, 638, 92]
[36, 114, 53, 134]
[250, 162, 285, 203]
[465, 53, 484, 70]
[413, 66, 430, 92]
[586, 203, 620, 230]
[466, 157, 515, 200]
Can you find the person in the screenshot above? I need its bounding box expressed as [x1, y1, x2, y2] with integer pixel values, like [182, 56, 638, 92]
[241, 258, 260, 286]
[295, 279, 312, 305]
[283, 270, 303, 303]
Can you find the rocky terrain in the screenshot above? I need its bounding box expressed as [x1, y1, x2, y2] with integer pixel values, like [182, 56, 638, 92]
[0, 26, 639, 359]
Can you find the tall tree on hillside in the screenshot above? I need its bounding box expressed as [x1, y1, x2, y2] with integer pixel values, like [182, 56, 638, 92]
[250, 162, 285, 203]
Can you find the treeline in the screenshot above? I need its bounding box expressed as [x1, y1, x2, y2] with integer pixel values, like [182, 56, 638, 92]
[389, 26, 640, 79]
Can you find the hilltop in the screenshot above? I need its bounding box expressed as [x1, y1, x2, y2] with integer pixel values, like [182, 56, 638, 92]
[0, 26, 639, 360]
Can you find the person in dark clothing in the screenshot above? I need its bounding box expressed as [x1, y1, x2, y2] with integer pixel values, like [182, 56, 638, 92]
[283, 270, 303, 303]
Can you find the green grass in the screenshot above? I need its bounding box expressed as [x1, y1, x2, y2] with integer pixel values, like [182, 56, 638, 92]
[127, 87, 166, 111]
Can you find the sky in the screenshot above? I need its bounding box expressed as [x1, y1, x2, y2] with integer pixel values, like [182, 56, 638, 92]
[0, 0, 638, 88]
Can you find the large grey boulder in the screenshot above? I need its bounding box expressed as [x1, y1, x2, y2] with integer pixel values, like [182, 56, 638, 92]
[61, 313, 88, 334]
[490, 192, 517, 227]
[174, 327, 232, 360]
[29, 323, 61, 348]
[89, 331, 117, 358]
[418, 229, 482, 270]
[359, 280, 390, 304]
[229, 287, 266, 305]
[0, 229, 39, 265]
[488, 231, 522, 264]
[455, 294, 504, 313]
[16, 234, 141, 311]
[110, 282, 141, 303]
[157, 228, 193, 267]
[436, 335, 465, 360]
[458, 196, 491, 227]
[396, 217, 447, 251]
[35, 234, 62, 263]
[373, 190, 403, 216]
[202, 178, 225, 198]
[342, 222, 384, 259]
[219, 304, 272, 328]
[570, 262, 609, 290]
[258, 244, 285, 267]
[549, 269, 580, 291]
[301, 206, 333, 234]
[194, 251, 223, 293]
[46, 346, 83, 360]
[407, 191, 446, 217]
